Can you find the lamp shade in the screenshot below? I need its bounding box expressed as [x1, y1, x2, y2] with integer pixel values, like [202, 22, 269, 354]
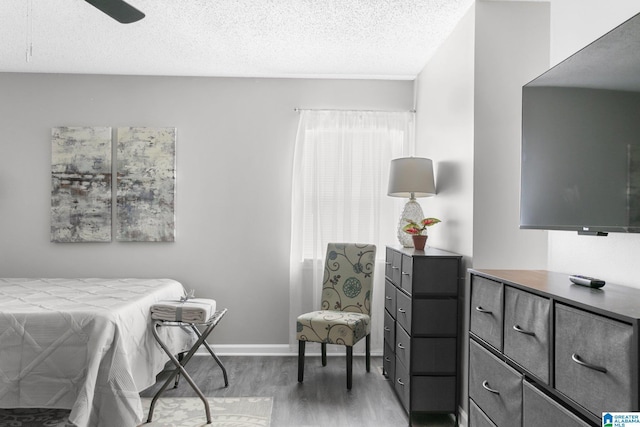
[387, 157, 436, 198]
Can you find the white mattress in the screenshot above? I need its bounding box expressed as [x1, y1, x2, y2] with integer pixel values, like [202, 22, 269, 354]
[0, 278, 196, 427]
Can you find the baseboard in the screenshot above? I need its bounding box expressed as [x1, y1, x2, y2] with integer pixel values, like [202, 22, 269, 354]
[197, 344, 383, 357]
[198, 344, 291, 356]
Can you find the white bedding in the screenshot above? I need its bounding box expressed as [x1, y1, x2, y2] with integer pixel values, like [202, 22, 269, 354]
[0, 278, 196, 427]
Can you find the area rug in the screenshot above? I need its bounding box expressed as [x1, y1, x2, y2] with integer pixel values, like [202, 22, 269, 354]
[0, 397, 273, 427]
[142, 397, 272, 427]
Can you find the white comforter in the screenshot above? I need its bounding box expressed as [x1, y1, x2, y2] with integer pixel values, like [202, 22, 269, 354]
[0, 278, 196, 427]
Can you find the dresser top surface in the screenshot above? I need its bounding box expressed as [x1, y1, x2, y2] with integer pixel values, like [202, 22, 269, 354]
[470, 269, 640, 321]
[387, 245, 461, 258]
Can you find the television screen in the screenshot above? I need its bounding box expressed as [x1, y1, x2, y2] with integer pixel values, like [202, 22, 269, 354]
[520, 12, 640, 234]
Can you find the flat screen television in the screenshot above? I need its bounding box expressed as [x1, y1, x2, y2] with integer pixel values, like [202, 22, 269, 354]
[520, 12, 640, 235]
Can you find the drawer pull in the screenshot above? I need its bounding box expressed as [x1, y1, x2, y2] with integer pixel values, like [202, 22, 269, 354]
[385, 296, 393, 300]
[398, 308, 406, 314]
[475, 306, 492, 314]
[482, 380, 500, 395]
[384, 327, 391, 332]
[391, 266, 400, 270]
[401, 272, 410, 276]
[513, 324, 535, 336]
[384, 356, 391, 362]
[571, 353, 608, 373]
[385, 262, 392, 265]
[397, 343, 406, 350]
[397, 378, 406, 386]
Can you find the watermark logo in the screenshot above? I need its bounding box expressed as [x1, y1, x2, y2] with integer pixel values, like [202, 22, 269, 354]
[603, 412, 640, 427]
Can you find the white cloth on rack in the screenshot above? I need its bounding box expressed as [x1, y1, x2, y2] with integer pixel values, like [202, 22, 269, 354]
[151, 298, 216, 323]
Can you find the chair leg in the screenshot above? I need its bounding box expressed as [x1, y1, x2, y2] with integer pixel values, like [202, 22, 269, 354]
[346, 346, 353, 390]
[298, 340, 305, 383]
[321, 342, 327, 366]
[366, 334, 371, 372]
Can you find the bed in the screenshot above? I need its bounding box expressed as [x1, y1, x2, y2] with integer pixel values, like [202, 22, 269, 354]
[0, 278, 195, 427]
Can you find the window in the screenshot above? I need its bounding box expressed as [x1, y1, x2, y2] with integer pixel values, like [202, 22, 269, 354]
[289, 109, 414, 350]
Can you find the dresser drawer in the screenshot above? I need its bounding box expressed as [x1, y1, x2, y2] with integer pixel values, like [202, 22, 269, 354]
[401, 254, 413, 293]
[504, 286, 550, 384]
[383, 309, 395, 349]
[411, 257, 460, 296]
[555, 303, 633, 415]
[412, 298, 458, 336]
[396, 293, 457, 336]
[395, 325, 411, 371]
[386, 248, 402, 286]
[470, 275, 504, 351]
[384, 279, 396, 315]
[412, 376, 457, 412]
[395, 358, 410, 413]
[401, 255, 460, 296]
[385, 247, 394, 280]
[412, 337, 457, 374]
[396, 289, 412, 333]
[469, 340, 522, 427]
[523, 380, 591, 427]
[469, 399, 497, 427]
[383, 343, 395, 381]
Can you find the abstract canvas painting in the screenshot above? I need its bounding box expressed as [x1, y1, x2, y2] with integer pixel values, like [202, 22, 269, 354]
[116, 127, 176, 241]
[51, 127, 112, 242]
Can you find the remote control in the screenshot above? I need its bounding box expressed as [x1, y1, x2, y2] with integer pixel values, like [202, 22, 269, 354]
[569, 275, 606, 288]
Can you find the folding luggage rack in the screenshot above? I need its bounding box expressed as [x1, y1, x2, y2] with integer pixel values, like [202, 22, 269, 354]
[147, 308, 229, 424]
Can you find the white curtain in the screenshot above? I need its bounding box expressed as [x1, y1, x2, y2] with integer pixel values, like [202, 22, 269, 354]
[289, 109, 414, 354]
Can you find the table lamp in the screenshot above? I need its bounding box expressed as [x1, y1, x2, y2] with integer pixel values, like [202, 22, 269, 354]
[387, 157, 436, 247]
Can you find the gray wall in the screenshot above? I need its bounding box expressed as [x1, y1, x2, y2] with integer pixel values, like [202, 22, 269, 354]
[415, 4, 475, 266]
[472, 0, 549, 270]
[414, 1, 550, 421]
[0, 73, 413, 347]
[416, 0, 550, 271]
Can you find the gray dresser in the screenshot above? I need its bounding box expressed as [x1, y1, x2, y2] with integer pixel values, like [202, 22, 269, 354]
[383, 246, 462, 421]
[468, 269, 640, 427]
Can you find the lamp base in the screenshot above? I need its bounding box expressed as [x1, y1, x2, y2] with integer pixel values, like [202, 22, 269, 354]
[397, 198, 424, 247]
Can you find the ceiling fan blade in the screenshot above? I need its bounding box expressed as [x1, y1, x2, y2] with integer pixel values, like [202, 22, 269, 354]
[84, 0, 145, 24]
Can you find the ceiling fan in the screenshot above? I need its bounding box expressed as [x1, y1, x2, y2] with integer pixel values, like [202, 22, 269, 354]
[84, 0, 145, 24]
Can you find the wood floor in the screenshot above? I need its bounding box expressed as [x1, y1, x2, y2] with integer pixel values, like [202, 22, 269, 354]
[140, 355, 457, 427]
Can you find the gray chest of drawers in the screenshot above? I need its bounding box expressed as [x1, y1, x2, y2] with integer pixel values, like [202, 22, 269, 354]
[383, 246, 462, 422]
[469, 269, 640, 427]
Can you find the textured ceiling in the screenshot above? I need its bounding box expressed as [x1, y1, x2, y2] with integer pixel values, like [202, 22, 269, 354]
[0, 0, 474, 79]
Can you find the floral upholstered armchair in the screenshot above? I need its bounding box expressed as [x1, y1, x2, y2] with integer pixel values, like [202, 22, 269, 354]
[296, 242, 377, 389]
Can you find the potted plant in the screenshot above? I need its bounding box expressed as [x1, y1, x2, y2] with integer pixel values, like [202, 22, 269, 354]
[402, 217, 441, 250]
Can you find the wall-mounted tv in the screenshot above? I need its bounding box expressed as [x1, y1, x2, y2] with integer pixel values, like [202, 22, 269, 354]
[520, 12, 640, 235]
